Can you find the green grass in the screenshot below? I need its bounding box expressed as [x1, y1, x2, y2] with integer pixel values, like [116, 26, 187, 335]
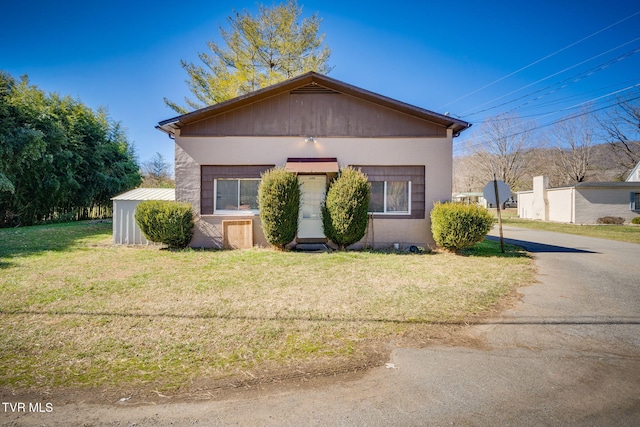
[0, 221, 535, 392]
[502, 217, 640, 244]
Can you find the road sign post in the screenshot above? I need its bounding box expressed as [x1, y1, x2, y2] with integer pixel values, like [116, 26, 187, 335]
[483, 177, 511, 254]
[493, 177, 505, 253]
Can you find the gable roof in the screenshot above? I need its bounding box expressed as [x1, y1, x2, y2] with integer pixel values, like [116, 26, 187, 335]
[157, 72, 471, 137]
[626, 160, 640, 182]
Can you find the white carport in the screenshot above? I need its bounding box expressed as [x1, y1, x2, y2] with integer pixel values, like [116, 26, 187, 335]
[111, 188, 175, 244]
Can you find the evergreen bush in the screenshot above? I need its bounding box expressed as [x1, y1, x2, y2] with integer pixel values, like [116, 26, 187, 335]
[430, 202, 496, 251]
[135, 200, 194, 248]
[632, 217, 640, 225]
[322, 167, 370, 250]
[596, 216, 625, 225]
[258, 168, 300, 249]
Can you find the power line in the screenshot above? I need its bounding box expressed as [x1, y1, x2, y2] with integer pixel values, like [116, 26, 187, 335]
[453, 89, 640, 154]
[470, 82, 640, 124]
[505, 78, 639, 113]
[460, 38, 640, 118]
[438, 10, 640, 110]
[485, 79, 638, 119]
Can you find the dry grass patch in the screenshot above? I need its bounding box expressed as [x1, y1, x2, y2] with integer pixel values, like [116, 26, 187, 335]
[0, 221, 535, 393]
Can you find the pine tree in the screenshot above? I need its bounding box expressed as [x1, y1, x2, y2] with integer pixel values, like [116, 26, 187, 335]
[164, 0, 331, 114]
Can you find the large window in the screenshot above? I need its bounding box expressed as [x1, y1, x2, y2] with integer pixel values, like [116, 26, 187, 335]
[369, 181, 411, 214]
[215, 179, 260, 213]
[632, 192, 640, 211]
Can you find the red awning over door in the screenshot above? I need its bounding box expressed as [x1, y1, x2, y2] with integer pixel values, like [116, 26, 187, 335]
[284, 158, 339, 174]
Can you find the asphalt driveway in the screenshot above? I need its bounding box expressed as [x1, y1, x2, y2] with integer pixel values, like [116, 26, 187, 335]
[6, 226, 640, 426]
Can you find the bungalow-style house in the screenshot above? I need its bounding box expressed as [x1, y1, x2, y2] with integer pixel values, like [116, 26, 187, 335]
[156, 72, 471, 249]
[518, 176, 640, 224]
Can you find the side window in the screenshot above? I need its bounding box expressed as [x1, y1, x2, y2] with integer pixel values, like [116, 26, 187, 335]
[368, 181, 411, 214]
[215, 179, 260, 213]
[353, 165, 424, 219]
[201, 165, 273, 215]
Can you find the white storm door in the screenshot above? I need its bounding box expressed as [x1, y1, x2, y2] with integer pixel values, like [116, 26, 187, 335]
[298, 175, 326, 239]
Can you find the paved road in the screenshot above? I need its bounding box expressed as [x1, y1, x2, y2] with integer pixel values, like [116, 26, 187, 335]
[5, 226, 640, 426]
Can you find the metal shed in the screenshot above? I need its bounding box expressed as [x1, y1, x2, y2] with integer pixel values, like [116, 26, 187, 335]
[111, 188, 175, 244]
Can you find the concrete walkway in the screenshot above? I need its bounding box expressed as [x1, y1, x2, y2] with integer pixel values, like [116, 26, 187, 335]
[6, 226, 640, 426]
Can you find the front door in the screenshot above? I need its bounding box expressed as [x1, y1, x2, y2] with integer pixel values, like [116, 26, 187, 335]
[298, 175, 326, 239]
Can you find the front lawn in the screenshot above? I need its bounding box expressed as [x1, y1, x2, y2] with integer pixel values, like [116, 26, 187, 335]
[0, 221, 534, 393]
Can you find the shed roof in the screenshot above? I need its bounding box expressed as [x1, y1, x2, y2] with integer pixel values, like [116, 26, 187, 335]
[573, 182, 640, 189]
[112, 188, 175, 201]
[517, 181, 640, 193]
[157, 72, 471, 136]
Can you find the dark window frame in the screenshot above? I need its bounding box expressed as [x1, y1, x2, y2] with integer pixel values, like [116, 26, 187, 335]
[351, 165, 425, 219]
[201, 165, 274, 215]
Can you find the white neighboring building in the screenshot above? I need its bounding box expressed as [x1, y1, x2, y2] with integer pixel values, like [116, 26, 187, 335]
[452, 192, 487, 207]
[112, 188, 175, 244]
[626, 160, 640, 182]
[518, 176, 640, 224]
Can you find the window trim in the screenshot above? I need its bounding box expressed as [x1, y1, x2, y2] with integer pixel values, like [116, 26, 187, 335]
[368, 180, 412, 215]
[214, 178, 261, 215]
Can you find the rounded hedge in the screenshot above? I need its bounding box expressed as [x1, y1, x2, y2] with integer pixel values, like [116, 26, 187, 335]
[258, 168, 300, 249]
[632, 216, 640, 225]
[430, 202, 496, 251]
[134, 200, 194, 248]
[322, 167, 370, 250]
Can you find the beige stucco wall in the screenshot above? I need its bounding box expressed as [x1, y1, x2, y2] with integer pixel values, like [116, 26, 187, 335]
[175, 134, 453, 249]
[574, 187, 640, 224]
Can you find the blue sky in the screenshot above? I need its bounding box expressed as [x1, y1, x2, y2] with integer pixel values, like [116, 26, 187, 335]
[3, 1, 639, 168]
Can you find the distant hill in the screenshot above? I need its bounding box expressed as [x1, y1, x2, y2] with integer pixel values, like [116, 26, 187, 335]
[453, 141, 640, 194]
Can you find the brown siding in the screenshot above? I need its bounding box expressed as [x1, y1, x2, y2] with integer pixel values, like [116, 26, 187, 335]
[201, 165, 274, 215]
[352, 165, 425, 219]
[181, 92, 446, 137]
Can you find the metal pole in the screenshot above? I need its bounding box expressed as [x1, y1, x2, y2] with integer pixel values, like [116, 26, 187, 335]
[493, 174, 505, 253]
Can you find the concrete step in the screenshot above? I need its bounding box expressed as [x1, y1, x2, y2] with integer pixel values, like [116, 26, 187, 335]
[294, 243, 330, 252]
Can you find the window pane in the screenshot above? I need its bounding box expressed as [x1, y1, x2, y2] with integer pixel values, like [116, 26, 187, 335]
[240, 180, 259, 210]
[216, 180, 238, 210]
[368, 181, 384, 212]
[386, 181, 409, 212]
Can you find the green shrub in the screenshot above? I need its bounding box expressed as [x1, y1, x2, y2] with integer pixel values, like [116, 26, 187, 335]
[135, 200, 194, 248]
[596, 216, 625, 225]
[258, 168, 300, 249]
[322, 167, 370, 250]
[430, 202, 496, 251]
[632, 217, 640, 225]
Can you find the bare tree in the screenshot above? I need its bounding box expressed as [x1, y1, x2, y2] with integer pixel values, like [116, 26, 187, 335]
[599, 89, 640, 172]
[453, 156, 481, 193]
[553, 108, 596, 184]
[468, 113, 537, 191]
[141, 153, 174, 188]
